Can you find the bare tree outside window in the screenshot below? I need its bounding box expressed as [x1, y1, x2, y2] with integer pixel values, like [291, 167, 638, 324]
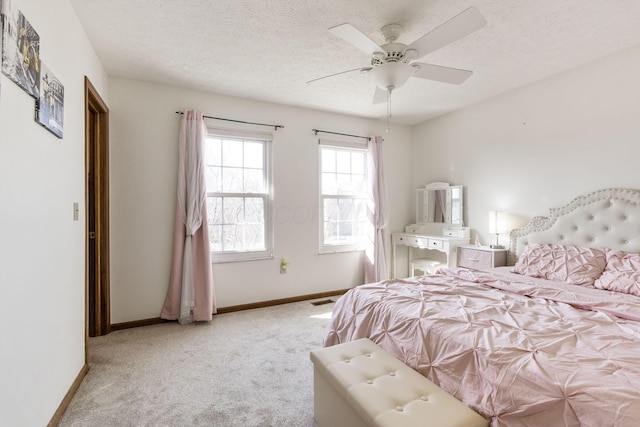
[320, 145, 367, 251]
[206, 134, 272, 262]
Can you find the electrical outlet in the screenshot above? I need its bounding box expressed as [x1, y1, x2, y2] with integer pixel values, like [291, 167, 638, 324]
[280, 258, 289, 274]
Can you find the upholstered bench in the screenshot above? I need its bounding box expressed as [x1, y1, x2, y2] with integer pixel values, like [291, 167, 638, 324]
[310, 338, 488, 427]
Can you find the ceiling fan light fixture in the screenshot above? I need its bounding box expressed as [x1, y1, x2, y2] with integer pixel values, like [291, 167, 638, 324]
[370, 62, 415, 90]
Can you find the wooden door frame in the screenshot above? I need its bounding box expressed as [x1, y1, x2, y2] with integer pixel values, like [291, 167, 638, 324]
[84, 77, 110, 362]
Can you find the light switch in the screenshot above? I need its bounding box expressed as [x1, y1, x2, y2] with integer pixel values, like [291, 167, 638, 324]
[73, 202, 79, 221]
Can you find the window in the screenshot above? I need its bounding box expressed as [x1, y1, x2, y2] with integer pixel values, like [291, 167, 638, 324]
[205, 130, 272, 262]
[319, 144, 368, 253]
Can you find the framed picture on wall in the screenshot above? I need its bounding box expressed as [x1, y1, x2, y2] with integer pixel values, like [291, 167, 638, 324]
[1, 0, 41, 98]
[35, 61, 63, 138]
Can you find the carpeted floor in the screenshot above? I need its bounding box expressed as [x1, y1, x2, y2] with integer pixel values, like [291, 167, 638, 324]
[59, 299, 336, 426]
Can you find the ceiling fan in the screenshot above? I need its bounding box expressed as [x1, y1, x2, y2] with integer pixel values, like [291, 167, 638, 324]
[308, 7, 487, 105]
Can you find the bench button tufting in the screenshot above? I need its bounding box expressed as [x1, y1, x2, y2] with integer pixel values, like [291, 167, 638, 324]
[311, 338, 488, 427]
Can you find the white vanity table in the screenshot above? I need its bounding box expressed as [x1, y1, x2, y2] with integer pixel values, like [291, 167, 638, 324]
[392, 183, 470, 278]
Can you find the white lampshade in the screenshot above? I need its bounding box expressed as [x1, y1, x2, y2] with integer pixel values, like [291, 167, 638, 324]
[488, 211, 509, 234]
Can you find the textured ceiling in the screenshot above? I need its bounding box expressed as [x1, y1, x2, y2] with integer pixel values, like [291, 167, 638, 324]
[70, 0, 640, 125]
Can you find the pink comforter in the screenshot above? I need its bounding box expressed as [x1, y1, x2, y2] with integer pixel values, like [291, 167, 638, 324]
[324, 267, 640, 426]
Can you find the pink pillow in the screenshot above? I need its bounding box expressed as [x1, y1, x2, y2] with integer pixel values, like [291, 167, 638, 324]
[594, 250, 640, 296]
[512, 243, 607, 287]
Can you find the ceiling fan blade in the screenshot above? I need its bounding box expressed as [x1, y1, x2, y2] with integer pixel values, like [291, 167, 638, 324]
[372, 86, 387, 104]
[307, 67, 371, 84]
[407, 7, 487, 60]
[412, 62, 473, 84]
[329, 23, 384, 56]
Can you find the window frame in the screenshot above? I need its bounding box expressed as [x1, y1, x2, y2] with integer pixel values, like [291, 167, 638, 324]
[205, 128, 274, 263]
[318, 141, 369, 254]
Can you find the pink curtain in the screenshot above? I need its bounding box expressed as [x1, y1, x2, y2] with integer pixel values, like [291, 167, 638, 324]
[364, 136, 389, 283]
[161, 110, 216, 323]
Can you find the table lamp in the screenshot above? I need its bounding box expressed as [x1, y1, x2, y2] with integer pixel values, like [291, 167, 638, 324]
[488, 211, 508, 249]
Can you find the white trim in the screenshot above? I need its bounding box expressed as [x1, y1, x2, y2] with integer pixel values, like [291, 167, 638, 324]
[207, 126, 273, 141]
[319, 246, 366, 255]
[211, 251, 273, 264]
[320, 244, 367, 254]
[318, 138, 367, 149]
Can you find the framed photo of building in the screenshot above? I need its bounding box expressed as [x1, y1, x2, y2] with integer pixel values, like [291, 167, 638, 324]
[35, 61, 63, 138]
[1, 0, 41, 98]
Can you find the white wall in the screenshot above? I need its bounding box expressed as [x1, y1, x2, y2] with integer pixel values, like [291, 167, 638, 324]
[108, 77, 413, 323]
[412, 44, 640, 249]
[0, 0, 108, 425]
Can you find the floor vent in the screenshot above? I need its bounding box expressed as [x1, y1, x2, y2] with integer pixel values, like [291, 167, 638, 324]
[310, 299, 334, 306]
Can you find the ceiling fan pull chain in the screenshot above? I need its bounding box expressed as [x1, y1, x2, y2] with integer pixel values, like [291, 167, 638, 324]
[386, 87, 391, 132]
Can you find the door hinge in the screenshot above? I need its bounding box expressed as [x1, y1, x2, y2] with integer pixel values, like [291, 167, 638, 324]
[89, 231, 96, 239]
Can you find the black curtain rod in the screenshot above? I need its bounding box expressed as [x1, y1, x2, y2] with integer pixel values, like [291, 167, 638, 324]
[312, 128, 371, 141]
[176, 111, 284, 130]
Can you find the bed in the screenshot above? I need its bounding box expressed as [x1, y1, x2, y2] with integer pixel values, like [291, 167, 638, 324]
[323, 188, 640, 426]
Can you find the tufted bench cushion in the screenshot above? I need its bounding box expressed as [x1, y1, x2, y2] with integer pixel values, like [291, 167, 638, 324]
[310, 338, 488, 427]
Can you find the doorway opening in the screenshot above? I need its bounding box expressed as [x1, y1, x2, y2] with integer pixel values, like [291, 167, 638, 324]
[84, 77, 110, 362]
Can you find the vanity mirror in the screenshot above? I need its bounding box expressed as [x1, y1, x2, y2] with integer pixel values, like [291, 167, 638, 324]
[416, 182, 463, 226]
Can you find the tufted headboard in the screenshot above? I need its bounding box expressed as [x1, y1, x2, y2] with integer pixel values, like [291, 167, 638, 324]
[509, 188, 640, 265]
